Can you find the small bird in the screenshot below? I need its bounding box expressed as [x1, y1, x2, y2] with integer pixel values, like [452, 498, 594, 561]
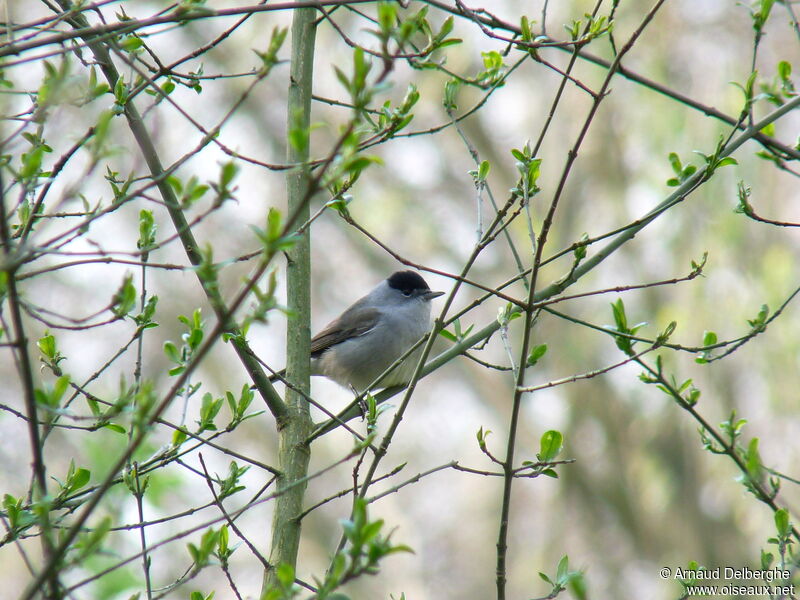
[273, 270, 444, 391]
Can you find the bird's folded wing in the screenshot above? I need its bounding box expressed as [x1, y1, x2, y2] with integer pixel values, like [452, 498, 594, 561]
[310, 306, 380, 358]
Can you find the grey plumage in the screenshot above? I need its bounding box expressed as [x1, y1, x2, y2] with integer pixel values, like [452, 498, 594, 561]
[309, 270, 443, 390]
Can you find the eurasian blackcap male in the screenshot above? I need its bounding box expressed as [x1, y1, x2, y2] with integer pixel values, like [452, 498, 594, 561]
[272, 270, 443, 391]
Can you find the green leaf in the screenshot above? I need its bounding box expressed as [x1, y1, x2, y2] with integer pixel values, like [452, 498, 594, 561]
[569, 570, 588, 600]
[188, 527, 221, 568]
[120, 35, 143, 52]
[137, 209, 157, 252]
[113, 75, 129, 107]
[52, 375, 70, 406]
[761, 122, 776, 136]
[172, 428, 188, 447]
[746, 437, 763, 480]
[573, 233, 589, 260]
[218, 524, 230, 557]
[775, 508, 791, 537]
[167, 175, 182, 195]
[656, 321, 677, 345]
[70, 467, 91, 492]
[696, 330, 717, 364]
[276, 563, 295, 588]
[438, 329, 457, 342]
[161, 78, 176, 96]
[436, 38, 462, 49]
[209, 161, 239, 206]
[20, 146, 44, 179]
[753, 0, 775, 31]
[520, 15, 533, 41]
[443, 78, 460, 111]
[163, 341, 181, 364]
[538, 430, 563, 462]
[556, 554, 569, 583]
[668, 152, 681, 173]
[611, 298, 627, 330]
[526, 343, 548, 367]
[437, 15, 454, 40]
[478, 160, 490, 181]
[377, 1, 396, 31]
[497, 302, 521, 326]
[361, 519, 384, 544]
[111, 274, 137, 318]
[198, 393, 223, 432]
[37, 331, 56, 359]
[252, 208, 299, 255]
[134, 295, 158, 328]
[476, 426, 491, 452]
[747, 304, 769, 331]
[254, 27, 288, 76]
[220, 161, 238, 187]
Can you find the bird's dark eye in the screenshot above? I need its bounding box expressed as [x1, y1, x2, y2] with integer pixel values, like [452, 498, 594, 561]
[402, 289, 412, 297]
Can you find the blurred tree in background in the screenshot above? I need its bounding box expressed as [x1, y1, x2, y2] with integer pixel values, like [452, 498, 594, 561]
[1, 1, 800, 599]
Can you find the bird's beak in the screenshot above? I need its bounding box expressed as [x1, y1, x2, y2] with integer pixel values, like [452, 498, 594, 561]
[422, 290, 445, 301]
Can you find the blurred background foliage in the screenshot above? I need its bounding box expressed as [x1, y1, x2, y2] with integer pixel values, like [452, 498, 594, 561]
[2, 1, 800, 599]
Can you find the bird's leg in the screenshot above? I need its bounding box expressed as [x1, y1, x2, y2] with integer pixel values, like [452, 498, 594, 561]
[350, 385, 369, 419]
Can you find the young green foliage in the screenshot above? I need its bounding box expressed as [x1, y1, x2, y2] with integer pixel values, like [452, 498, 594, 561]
[225, 383, 263, 430]
[111, 274, 137, 318]
[251, 208, 300, 258]
[510, 142, 542, 199]
[313, 499, 412, 599]
[37, 330, 65, 376]
[538, 555, 587, 600]
[609, 298, 647, 356]
[526, 343, 548, 368]
[666, 151, 697, 187]
[197, 392, 223, 432]
[254, 27, 289, 77]
[163, 309, 206, 376]
[262, 563, 301, 600]
[166, 175, 210, 210]
[188, 527, 221, 571]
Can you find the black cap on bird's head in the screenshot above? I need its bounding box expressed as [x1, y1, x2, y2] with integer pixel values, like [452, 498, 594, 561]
[387, 270, 445, 301]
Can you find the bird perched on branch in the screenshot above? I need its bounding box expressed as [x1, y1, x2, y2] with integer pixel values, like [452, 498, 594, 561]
[271, 270, 444, 391]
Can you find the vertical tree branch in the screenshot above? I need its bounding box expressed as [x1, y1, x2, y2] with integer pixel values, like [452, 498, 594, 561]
[132, 464, 153, 600]
[261, 5, 316, 595]
[495, 2, 667, 598]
